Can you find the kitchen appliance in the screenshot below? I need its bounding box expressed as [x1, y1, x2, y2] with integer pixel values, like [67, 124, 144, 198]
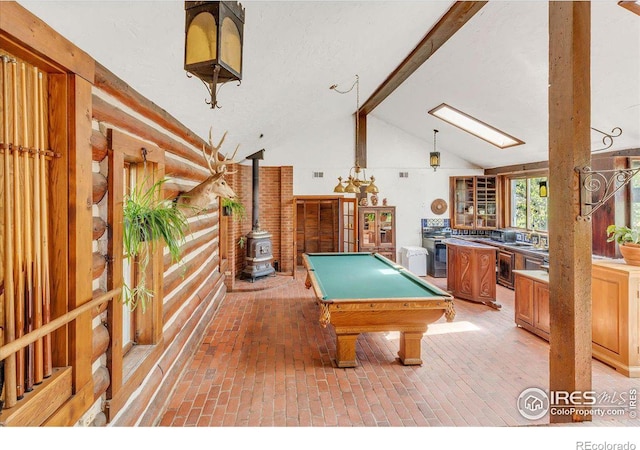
[422, 226, 451, 278]
[490, 229, 518, 243]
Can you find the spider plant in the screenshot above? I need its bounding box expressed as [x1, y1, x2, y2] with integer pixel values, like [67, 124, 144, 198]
[123, 177, 188, 311]
[221, 197, 246, 222]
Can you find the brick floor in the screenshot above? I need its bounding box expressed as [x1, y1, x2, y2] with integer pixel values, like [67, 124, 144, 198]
[158, 270, 640, 430]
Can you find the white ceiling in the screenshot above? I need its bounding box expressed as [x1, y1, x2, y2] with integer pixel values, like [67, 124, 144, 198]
[17, 0, 640, 170]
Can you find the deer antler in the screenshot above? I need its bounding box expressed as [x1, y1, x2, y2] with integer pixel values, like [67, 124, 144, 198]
[203, 126, 240, 176]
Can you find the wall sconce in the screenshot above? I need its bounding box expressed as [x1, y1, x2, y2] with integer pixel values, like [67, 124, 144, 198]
[430, 129, 440, 171]
[539, 180, 548, 198]
[184, 1, 245, 108]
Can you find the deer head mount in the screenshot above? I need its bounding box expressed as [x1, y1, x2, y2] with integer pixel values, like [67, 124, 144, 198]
[175, 127, 239, 217]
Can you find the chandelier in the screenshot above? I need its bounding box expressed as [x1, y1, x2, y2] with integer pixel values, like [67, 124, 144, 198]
[330, 75, 379, 195]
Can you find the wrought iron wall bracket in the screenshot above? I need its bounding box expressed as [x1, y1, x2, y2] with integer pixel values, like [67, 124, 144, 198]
[576, 165, 640, 221]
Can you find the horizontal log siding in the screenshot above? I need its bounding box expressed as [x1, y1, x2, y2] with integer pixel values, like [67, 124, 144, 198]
[88, 74, 225, 426]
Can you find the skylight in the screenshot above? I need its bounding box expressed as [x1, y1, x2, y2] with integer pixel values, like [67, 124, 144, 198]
[428, 103, 524, 149]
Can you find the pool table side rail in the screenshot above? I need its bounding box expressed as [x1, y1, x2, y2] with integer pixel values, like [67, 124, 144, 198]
[302, 252, 453, 304]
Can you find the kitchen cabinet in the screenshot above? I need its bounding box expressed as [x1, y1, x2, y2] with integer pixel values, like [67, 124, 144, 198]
[513, 270, 550, 340]
[514, 262, 640, 377]
[358, 206, 396, 261]
[446, 238, 499, 309]
[498, 249, 515, 288]
[450, 176, 498, 230]
[591, 260, 640, 377]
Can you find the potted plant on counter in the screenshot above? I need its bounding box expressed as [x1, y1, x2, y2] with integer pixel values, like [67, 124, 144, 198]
[606, 224, 640, 266]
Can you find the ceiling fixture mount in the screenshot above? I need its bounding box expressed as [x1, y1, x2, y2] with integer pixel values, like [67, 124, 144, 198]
[428, 103, 524, 149]
[331, 74, 379, 195]
[430, 129, 440, 171]
[184, 1, 245, 109]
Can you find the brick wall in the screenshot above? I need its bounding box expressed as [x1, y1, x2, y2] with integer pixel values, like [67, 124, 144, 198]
[224, 165, 294, 290]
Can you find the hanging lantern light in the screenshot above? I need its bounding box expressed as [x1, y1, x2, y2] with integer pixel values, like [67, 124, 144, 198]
[430, 129, 440, 171]
[184, 1, 245, 108]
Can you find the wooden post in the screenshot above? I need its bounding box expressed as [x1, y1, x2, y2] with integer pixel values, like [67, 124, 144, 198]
[548, 1, 592, 423]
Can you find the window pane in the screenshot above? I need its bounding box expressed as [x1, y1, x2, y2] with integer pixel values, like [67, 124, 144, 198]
[529, 177, 548, 231]
[511, 178, 527, 228]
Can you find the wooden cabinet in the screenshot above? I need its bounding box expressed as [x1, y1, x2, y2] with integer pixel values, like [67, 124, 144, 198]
[450, 176, 498, 230]
[592, 260, 640, 377]
[514, 262, 640, 377]
[446, 238, 499, 309]
[296, 198, 340, 265]
[498, 249, 515, 288]
[513, 270, 550, 340]
[358, 206, 396, 261]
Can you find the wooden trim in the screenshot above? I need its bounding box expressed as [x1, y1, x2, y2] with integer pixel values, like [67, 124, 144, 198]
[360, 1, 487, 115]
[106, 147, 124, 400]
[0, 367, 71, 426]
[619, 1, 640, 16]
[0, 2, 94, 80]
[107, 128, 165, 164]
[485, 148, 640, 175]
[68, 75, 94, 414]
[104, 343, 163, 422]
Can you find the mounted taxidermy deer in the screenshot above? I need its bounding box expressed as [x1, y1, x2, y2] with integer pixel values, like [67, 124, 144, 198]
[175, 127, 239, 218]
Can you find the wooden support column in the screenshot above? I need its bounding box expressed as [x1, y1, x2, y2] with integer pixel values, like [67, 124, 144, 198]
[68, 74, 95, 407]
[548, 1, 592, 423]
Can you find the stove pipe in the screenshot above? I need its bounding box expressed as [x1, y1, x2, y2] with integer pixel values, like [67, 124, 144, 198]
[247, 149, 264, 230]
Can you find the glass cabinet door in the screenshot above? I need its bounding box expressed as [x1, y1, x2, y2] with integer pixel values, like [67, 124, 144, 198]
[378, 209, 394, 247]
[360, 211, 377, 250]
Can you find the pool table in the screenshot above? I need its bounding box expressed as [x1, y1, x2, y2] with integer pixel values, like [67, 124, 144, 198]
[302, 252, 455, 368]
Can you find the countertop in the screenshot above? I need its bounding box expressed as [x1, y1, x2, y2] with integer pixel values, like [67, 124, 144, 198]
[513, 269, 549, 284]
[444, 237, 499, 249]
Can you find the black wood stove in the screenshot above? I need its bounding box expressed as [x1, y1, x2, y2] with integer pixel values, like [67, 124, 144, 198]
[241, 150, 275, 282]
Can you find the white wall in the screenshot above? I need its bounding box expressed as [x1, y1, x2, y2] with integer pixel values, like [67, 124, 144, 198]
[269, 110, 482, 256]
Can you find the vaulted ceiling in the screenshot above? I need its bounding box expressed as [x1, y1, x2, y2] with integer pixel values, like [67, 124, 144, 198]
[18, 1, 640, 170]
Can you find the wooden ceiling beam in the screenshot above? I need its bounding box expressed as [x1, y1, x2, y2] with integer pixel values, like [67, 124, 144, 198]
[359, 1, 487, 116]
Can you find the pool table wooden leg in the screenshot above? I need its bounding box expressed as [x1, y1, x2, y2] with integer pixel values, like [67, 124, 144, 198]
[398, 331, 424, 365]
[335, 333, 359, 368]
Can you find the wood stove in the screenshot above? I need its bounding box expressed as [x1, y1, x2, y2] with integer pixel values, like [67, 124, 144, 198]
[241, 149, 275, 282]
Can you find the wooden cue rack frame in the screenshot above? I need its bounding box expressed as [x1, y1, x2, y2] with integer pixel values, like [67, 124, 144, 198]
[0, 50, 59, 411]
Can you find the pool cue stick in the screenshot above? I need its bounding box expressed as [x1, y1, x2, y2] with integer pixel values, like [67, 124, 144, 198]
[32, 66, 43, 385]
[12, 60, 25, 399]
[38, 72, 51, 378]
[23, 65, 34, 393]
[2, 55, 18, 408]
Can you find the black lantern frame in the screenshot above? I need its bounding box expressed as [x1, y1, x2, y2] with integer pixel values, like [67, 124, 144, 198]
[184, 1, 245, 108]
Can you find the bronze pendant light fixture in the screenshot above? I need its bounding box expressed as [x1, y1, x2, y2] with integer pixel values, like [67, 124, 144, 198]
[331, 74, 379, 195]
[184, 1, 245, 108]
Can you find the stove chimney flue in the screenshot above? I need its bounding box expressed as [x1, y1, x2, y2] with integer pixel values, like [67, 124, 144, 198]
[241, 149, 275, 282]
[246, 149, 264, 231]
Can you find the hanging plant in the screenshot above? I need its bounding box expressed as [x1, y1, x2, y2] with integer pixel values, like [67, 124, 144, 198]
[221, 197, 247, 222]
[123, 177, 188, 311]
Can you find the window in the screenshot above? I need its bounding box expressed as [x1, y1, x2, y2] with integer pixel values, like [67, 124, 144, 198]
[509, 175, 548, 231]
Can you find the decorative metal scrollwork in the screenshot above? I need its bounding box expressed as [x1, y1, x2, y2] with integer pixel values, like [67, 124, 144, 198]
[591, 127, 623, 153]
[576, 165, 640, 220]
